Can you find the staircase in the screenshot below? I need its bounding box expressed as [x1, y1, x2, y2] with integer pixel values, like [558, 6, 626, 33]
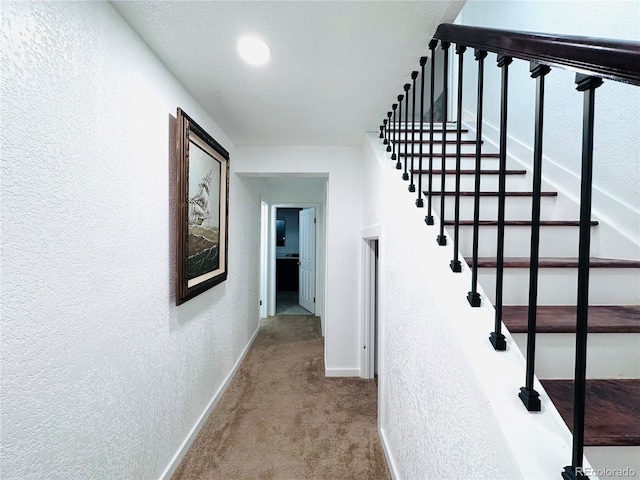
[391, 121, 640, 478]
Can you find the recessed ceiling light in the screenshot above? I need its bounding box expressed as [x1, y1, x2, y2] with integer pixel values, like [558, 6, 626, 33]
[237, 36, 271, 66]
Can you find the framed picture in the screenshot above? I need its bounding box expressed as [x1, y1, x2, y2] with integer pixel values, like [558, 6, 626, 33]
[175, 108, 230, 305]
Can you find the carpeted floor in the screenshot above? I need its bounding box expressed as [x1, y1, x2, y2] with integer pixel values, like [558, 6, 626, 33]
[173, 315, 390, 480]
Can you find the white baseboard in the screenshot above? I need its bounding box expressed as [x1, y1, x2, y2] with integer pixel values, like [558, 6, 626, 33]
[159, 325, 261, 480]
[379, 427, 399, 480]
[324, 367, 361, 377]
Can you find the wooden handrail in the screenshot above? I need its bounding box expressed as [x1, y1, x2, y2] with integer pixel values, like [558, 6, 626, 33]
[434, 23, 640, 86]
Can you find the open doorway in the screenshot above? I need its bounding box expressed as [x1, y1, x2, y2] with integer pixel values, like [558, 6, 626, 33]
[362, 237, 379, 379]
[275, 207, 316, 316]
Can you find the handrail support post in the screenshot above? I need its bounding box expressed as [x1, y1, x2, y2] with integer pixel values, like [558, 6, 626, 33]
[416, 57, 428, 208]
[425, 39, 438, 225]
[402, 83, 411, 180]
[437, 41, 451, 245]
[467, 48, 487, 306]
[396, 95, 403, 169]
[519, 62, 551, 412]
[561, 74, 603, 480]
[450, 43, 467, 272]
[490, 54, 513, 351]
[409, 71, 419, 192]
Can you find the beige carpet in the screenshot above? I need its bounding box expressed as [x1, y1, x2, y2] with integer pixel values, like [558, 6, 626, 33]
[173, 315, 390, 480]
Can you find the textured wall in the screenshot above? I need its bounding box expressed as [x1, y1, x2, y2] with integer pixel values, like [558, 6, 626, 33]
[363, 134, 586, 479]
[1, 2, 261, 478]
[456, 0, 640, 243]
[362, 137, 505, 479]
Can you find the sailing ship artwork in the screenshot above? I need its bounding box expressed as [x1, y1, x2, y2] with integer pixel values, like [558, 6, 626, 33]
[175, 108, 229, 305]
[186, 142, 222, 283]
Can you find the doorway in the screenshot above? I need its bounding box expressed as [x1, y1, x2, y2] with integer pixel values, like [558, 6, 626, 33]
[362, 237, 379, 379]
[274, 206, 316, 316]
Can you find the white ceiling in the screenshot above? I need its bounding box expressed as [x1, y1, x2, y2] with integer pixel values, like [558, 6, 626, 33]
[112, 1, 465, 146]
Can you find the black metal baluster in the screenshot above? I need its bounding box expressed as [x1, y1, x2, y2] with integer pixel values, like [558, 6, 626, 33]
[391, 103, 398, 161]
[519, 62, 551, 412]
[379, 123, 385, 140]
[396, 95, 403, 170]
[403, 83, 411, 180]
[467, 49, 487, 306]
[425, 39, 437, 225]
[450, 44, 466, 272]
[561, 74, 603, 480]
[436, 41, 450, 245]
[386, 112, 392, 151]
[490, 55, 512, 351]
[409, 71, 418, 192]
[416, 57, 427, 208]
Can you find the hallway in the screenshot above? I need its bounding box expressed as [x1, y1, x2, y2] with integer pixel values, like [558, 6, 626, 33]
[173, 316, 389, 479]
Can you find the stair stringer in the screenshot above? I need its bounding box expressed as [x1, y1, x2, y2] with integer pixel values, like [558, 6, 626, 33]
[365, 133, 596, 480]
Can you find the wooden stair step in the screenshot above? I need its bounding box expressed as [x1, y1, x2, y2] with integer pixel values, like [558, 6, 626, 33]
[413, 169, 526, 175]
[541, 379, 640, 446]
[425, 191, 558, 197]
[502, 305, 640, 333]
[467, 257, 640, 268]
[444, 220, 599, 226]
[401, 152, 499, 158]
[389, 128, 468, 133]
[402, 139, 480, 145]
[389, 123, 463, 132]
[393, 122, 458, 126]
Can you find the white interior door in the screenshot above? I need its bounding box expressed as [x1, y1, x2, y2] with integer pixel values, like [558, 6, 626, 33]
[298, 208, 316, 313]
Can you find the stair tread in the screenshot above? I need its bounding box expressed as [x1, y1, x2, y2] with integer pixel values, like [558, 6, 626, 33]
[444, 220, 599, 226]
[401, 152, 499, 158]
[502, 305, 640, 333]
[413, 169, 526, 175]
[468, 257, 640, 268]
[389, 128, 468, 133]
[387, 125, 462, 133]
[404, 139, 480, 144]
[425, 191, 558, 197]
[540, 379, 640, 446]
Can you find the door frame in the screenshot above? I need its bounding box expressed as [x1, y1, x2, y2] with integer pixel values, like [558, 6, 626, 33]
[268, 202, 322, 318]
[260, 200, 269, 318]
[361, 226, 381, 379]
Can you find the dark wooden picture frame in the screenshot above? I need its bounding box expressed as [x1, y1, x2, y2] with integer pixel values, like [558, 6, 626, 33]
[176, 108, 230, 305]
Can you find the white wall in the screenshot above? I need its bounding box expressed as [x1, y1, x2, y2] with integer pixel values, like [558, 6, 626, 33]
[235, 149, 363, 376]
[455, 0, 640, 246]
[363, 135, 504, 479]
[1, 2, 262, 479]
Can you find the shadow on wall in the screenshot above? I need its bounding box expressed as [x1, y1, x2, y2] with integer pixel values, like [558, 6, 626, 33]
[424, 91, 445, 123]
